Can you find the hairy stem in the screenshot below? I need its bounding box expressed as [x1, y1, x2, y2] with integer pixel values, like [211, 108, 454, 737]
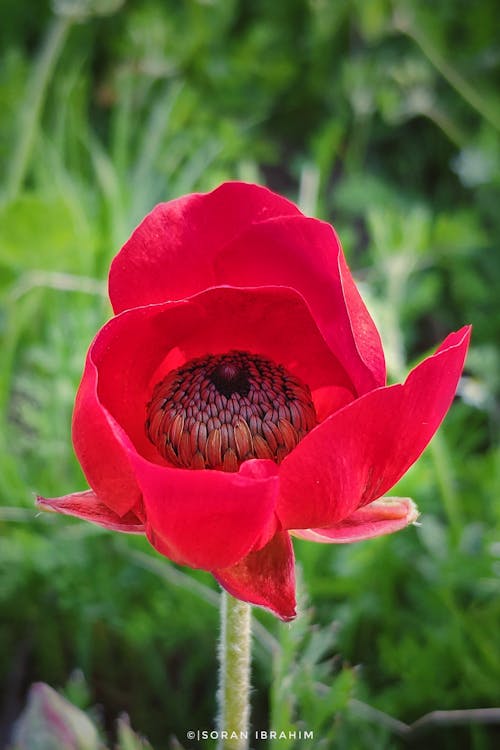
[217, 592, 252, 750]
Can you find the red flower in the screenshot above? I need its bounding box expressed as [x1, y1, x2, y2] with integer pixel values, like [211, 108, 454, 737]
[38, 182, 470, 620]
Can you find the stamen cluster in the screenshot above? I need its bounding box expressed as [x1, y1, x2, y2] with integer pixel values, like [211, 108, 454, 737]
[146, 350, 317, 471]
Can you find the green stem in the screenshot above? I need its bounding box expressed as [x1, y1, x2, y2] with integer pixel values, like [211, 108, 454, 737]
[394, 10, 500, 133]
[217, 592, 252, 750]
[5, 15, 72, 201]
[429, 432, 463, 543]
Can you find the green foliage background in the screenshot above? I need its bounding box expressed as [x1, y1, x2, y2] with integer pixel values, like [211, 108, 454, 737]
[0, 1, 499, 748]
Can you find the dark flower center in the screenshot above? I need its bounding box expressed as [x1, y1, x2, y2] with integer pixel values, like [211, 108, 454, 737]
[145, 350, 317, 471]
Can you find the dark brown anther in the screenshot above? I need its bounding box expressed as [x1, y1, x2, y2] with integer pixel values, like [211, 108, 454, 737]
[206, 428, 222, 466]
[234, 420, 253, 460]
[253, 434, 274, 460]
[278, 418, 299, 453]
[190, 452, 206, 470]
[145, 350, 317, 472]
[222, 448, 239, 472]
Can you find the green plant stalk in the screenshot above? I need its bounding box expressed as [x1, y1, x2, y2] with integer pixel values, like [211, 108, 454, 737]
[395, 13, 500, 133]
[217, 592, 252, 750]
[429, 432, 463, 542]
[5, 15, 72, 201]
[382, 258, 463, 543]
[413, 26, 500, 133]
[269, 621, 296, 750]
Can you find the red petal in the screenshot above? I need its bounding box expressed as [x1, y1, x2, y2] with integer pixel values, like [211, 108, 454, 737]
[278, 327, 471, 530]
[214, 216, 386, 394]
[73, 352, 143, 516]
[170, 285, 352, 397]
[312, 384, 356, 422]
[138, 457, 280, 570]
[291, 497, 418, 543]
[109, 182, 301, 314]
[36, 490, 145, 532]
[213, 531, 296, 621]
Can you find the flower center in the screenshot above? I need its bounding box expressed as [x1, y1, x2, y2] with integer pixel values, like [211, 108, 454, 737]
[145, 350, 317, 471]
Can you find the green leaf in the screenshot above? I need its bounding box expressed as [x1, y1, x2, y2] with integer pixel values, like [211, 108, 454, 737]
[116, 716, 153, 750]
[0, 194, 90, 273]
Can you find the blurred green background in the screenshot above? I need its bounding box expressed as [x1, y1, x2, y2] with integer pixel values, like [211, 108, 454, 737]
[1, 0, 499, 748]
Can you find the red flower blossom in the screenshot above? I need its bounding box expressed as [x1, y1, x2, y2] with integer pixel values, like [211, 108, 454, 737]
[38, 182, 470, 620]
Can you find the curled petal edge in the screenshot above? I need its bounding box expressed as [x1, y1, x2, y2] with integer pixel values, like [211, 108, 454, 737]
[109, 181, 303, 314]
[36, 490, 146, 533]
[290, 497, 419, 544]
[277, 326, 470, 531]
[213, 531, 296, 621]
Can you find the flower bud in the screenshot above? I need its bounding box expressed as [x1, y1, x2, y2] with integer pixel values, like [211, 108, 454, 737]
[12, 682, 99, 750]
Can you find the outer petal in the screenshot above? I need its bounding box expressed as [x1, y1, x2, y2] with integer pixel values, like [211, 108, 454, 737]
[278, 327, 471, 530]
[109, 182, 301, 313]
[36, 490, 145, 532]
[291, 497, 418, 544]
[136, 456, 280, 570]
[213, 532, 296, 621]
[214, 216, 385, 394]
[72, 364, 142, 517]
